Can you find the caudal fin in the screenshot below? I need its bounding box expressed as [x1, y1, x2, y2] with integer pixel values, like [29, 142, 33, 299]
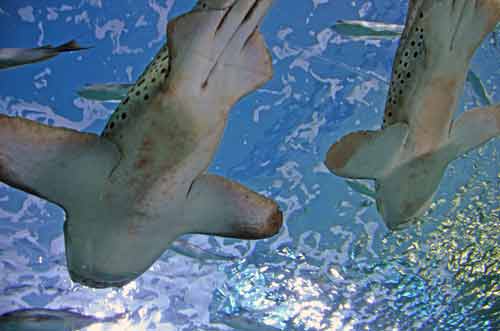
[54, 40, 92, 53]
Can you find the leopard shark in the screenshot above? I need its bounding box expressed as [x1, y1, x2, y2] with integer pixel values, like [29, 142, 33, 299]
[325, 0, 500, 230]
[0, 0, 281, 288]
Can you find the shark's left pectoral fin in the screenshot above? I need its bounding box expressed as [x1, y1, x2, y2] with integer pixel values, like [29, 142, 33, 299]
[185, 174, 282, 240]
[447, 105, 500, 159]
[325, 122, 409, 180]
[0, 114, 119, 204]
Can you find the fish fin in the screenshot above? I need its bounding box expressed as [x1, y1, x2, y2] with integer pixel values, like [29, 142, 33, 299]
[54, 40, 92, 53]
[325, 122, 409, 180]
[446, 105, 500, 158]
[0, 114, 119, 204]
[184, 174, 282, 239]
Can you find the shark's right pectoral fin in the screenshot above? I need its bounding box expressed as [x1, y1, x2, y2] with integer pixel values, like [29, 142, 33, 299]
[185, 174, 282, 240]
[447, 105, 500, 159]
[324, 122, 409, 180]
[0, 114, 119, 204]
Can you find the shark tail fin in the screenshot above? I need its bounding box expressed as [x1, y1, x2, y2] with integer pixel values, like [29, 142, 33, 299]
[446, 105, 500, 159]
[324, 122, 409, 180]
[54, 40, 92, 53]
[185, 174, 282, 240]
[0, 114, 119, 204]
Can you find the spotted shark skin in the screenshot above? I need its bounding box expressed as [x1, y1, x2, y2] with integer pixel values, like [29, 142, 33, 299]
[325, 0, 500, 230]
[0, 0, 281, 288]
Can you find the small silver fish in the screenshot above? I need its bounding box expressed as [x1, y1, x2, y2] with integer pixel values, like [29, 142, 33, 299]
[345, 180, 376, 199]
[331, 19, 404, 39]
[213, 313, 282, 331]
[77, 83, 134, 102]
[466, 70, 492, 106]
[0, 308, 125, 331]
[170, 238, 238, 261]
[0, 40, 90, 70]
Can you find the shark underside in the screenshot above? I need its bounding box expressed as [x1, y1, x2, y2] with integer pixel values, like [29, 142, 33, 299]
[325, 0, 500, 229]
[0, 0, 282, 288]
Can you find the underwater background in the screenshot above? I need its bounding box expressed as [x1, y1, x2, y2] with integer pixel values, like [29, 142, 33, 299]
[0, 0, 499, 330]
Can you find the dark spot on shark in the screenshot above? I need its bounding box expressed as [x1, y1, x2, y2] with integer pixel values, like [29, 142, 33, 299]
[406, 72, 411, 78]
[161, 68, 167, 74]
[144, 94, 149, 101]
[388, 112, 393, 117]
[109, 122, 115, 129]
[135, 158, 148, 169]
[414, 51, 418, 58]
[121, 113, 127, 120]
[419, 12, 423, 19]
[135, 91, 140, 97]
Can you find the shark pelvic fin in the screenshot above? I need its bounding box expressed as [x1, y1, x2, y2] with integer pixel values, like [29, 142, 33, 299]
[446, 105, 500, 159]
[0, 114, 119, 204]
[324, 122, 409, 180]
[185, 174, 282, 239]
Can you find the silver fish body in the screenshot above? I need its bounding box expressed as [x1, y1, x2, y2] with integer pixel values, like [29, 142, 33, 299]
[0, 40, 89, 70]
[0, 308, 123, 331]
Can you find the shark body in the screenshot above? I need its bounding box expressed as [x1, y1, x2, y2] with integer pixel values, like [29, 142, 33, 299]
[325, 0, 500, 229]
[0, 0, 281, 288]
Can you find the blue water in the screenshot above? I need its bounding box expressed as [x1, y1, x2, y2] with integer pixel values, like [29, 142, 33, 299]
[0, 1, 499, 330]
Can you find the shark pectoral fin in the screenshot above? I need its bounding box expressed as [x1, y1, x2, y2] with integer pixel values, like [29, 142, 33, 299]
[185, 174, 282, 240]
[0, 114, 119, 204]
[447, 105, 500, 158]
[324, 122, 409, 180]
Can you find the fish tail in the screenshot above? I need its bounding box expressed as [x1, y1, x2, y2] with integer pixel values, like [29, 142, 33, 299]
[55, 40, 92, 53]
